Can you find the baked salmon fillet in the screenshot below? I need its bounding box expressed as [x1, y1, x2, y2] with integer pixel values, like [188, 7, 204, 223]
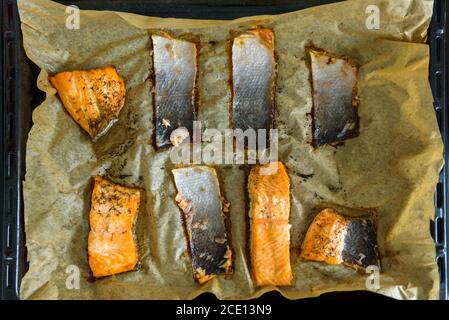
[300, 208, 380, 271]
[172, 166, 233, 284]
[49, 66, 126, 140]
[249, 161, 292, 286]
[308, 47, 359, 146]
[88, 176, 140, 278]
[232, 29, 275, 147]
[152, 34, 197, 149]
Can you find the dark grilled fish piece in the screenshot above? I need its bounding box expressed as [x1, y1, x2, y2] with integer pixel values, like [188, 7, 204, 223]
[309, 48, 359, 147]
[300, 208, 380, 271]
[172, 166, 233, 284]
[232, 29, 275, 147]
[152, 34, 197, 149]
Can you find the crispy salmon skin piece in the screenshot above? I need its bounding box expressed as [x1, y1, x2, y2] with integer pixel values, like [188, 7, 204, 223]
[88, 176, 140, 278]
[152, 34, 197, 149]
[249, 162, 292, 286]
[172, 166, 233, 284]
[309, 48, 359, 146]
[300, 208, 380, 271]
[49, 66, 126, 140]
[232, 29, 276, 146]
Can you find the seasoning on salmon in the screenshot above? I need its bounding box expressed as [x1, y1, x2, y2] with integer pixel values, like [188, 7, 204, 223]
[152, 34, 197, 149]
[49, 66, 126, 141]
[309, 47, 359, 146]
[232, 29, 276, 148]
[249, 161, 292, 286]
[300, 208, 380, 271]
[172, 166, 233, 284]
[88, 176, 140, 278]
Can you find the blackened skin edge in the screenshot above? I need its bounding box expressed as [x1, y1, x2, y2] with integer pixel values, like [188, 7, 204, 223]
[314, 109, 359, 147]
[341, 219, 380, 269]
[189, 215, 231, 277]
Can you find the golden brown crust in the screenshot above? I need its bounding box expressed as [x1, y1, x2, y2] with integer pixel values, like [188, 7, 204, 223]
[248, 28, 275, 50]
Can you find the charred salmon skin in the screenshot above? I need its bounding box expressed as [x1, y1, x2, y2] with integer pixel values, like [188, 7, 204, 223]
[249, 162, 292, 286]
[300, 208, 380, 271]
[49, 66, 126, 141]
[172, 166, 233, 284]
[232, 29, 275, 147]
[152, 34, 197, 149]
[309, 48, 359, 146]
[88, 176, 140, 278]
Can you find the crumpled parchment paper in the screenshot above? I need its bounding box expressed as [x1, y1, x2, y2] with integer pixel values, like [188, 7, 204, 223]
[18, 0, 443, 300]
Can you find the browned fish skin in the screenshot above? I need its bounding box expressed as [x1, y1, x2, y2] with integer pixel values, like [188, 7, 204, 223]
[232, 29, 275, 145]
[172, 166, 233, 284]
[309, 48, 359, 146]
[49, 66, 126, 140]
[300, 208, 380, 271]
[342, 218, 379, 269]
[152, 34, 197, 149]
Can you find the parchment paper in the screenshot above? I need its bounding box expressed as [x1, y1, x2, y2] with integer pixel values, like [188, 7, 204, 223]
[18, 0, 444, 300]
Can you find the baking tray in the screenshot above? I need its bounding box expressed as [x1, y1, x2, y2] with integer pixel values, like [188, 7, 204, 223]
[1, 0, 447, 300]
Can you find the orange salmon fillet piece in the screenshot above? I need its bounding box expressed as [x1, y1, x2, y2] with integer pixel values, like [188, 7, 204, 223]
[300, 208, 348, 265]
[88, 176, 140, 278]
[249, 162, 292, 286]
[49, 66, 126, 140]
[300, 208, 380, 271]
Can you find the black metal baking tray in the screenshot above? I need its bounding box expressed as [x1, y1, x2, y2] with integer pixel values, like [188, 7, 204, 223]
[1, 0, 447, 300]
